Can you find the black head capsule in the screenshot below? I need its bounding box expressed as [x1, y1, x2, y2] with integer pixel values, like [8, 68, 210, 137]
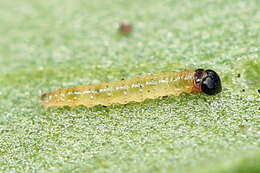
[201, 69, 222, 95]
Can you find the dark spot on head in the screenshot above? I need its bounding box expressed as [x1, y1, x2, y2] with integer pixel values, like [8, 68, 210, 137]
[147, 90, 150, 93]
[194, 69, 205, 86]
[118, 23, 133, 35]
[201, 69, 222, 95]
[241, 89, 245, 92]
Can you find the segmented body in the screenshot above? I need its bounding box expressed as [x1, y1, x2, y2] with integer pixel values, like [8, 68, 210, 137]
[41, 69, 200, 108]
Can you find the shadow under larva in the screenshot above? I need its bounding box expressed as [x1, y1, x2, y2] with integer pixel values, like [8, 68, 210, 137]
[41, 68, 222, 108]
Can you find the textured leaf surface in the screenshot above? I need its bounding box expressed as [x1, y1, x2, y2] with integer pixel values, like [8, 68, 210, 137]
[0, 0, 259, 172]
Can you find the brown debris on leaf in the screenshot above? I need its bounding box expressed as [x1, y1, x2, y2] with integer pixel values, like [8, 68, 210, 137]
[118, 23, 133, 35]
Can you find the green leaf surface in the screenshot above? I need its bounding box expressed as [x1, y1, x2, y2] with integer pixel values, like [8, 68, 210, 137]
[0, 0, 259, 172]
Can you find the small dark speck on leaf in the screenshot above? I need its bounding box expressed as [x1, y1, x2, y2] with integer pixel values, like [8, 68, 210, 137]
[121, 78, 125, 81]
[237, 73, 241, 78]
[258, 89, 260, 93]
[241, 89, 245, 92]
[118, 23, 133, 35]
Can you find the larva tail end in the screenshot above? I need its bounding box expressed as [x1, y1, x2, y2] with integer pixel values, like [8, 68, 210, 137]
[41, 93, 48, 101]
[201, 69, 222, 95]
[41, 93, 50, 108]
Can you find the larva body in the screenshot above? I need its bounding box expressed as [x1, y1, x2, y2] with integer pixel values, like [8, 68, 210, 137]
[41, 69, 222, 108]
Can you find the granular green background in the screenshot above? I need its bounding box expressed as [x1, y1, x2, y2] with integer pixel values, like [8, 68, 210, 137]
[0, 0, 259, 172]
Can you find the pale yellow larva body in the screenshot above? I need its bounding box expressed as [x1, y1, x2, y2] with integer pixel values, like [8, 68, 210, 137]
[41, 69, 200, 108]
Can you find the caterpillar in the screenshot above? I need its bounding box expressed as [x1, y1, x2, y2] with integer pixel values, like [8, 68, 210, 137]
[41, 69, 222, 108]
